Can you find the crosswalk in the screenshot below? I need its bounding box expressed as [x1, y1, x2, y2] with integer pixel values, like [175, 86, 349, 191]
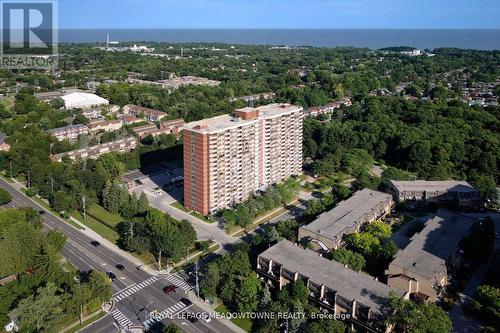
[110, 308, 133, 329]
[113, 276, 158, 302]
[143, 301, 192, 330]
[164, 274, 193, 291]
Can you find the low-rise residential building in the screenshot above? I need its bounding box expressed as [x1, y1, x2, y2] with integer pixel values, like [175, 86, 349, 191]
[0, 133, 10, 151]
[88, 119, 123, 133]
[122, 104, 167, 122]
[388, 180, 482, 209]
[126, 76, 220, 90]
[133, 118, 185, 139]
[81, 108, 102, 120]
[118, 114, 143, 125]
[257, 240, 405, 332]
[51, 137, 138, 162]
[47, 124, 89, 141]
[305, 98, 352, 117]
[34, 91, 63, 102]
[386, 210, 473, 302]
[298, 189, 394, 251]
[229, 92, 276, 103]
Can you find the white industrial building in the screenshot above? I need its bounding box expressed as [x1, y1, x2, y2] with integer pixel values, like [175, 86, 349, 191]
[62, 92, 109, 109]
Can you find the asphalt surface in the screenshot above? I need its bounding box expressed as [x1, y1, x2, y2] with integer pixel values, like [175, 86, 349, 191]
[0, 178, 233, 333]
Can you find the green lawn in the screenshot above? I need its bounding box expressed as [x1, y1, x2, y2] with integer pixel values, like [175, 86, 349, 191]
[171, 201, 191, 213]
[87, 204, 123, 227]
[190, 211, 215, 223]
[216, 303, 253, 332]
[71, 211, 119, 243]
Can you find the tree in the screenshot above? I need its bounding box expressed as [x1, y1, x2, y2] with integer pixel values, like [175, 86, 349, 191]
[10, 283, 64, 331]
[344, 232, 380, 256]
[137, 192, 149, 214]
[469, 285, 500, 325]
[236, 272, 261, 313]
[387, 292, 452, 333]
[0, 188, 12, 205]
[365, 220, 392, 239]
[87, 271, 112, 305]
[331, 248, 365, 272]
[200, 262, 220, 301]
[102, 180, 128, 213]
[163, 324, 182, 333]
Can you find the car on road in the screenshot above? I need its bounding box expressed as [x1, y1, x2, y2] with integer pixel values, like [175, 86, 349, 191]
[187, 314, 198, 323]
[134, 179, 143, 185]
[115, 264, 125, 271]
[200, 313, 211, 323]
[163, 285, 177, 294]
[38, 210, 46, 215]
[107, 272, 116, 281]
[180, 298, 192, 306]
[90, 240, 100, 247]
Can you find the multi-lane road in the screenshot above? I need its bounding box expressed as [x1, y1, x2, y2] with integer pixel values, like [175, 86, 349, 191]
[0, 178, 235, 333]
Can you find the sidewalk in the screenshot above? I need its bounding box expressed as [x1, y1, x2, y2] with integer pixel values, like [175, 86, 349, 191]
[186, 290, 247, 333]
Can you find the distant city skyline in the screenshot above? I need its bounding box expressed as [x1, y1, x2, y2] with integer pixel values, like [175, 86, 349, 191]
[59, 0, 500, 29]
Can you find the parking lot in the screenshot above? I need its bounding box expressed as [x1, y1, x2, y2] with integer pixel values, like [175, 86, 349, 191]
[124, 164, 184, 205]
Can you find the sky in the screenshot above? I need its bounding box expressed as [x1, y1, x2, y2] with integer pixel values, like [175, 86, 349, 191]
[58, 0, 500, 29]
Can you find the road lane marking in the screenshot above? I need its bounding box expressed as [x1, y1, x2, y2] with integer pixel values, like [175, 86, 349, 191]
[113, 277, 158, 302]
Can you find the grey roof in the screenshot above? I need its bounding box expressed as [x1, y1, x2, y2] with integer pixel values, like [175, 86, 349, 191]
[47, 124, 88, 134]
[301, 188, 392, 241]
[390, 180, 478, 193]
[390, 210, 473, 280]
[260, 240, 404, 315]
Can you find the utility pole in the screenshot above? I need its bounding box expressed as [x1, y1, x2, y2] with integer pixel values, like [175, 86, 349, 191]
[9, 161, 12, 179]
[195, 261, 200, 298]
[76, 276, 83, 324]
[144, 301, 154, 323]
[82, 195, 86, 221]
[158, 249, 162, 272]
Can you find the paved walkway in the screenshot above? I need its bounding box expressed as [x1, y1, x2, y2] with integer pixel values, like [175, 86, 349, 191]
[448, 212, 500, 333]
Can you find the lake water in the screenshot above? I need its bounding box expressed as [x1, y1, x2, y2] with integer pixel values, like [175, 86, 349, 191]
[59, 29, 500, 50]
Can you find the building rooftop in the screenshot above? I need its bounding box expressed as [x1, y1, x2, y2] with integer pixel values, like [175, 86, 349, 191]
[62, 92, 109, 109]
[390, 210, 473, 280]
[124, 104, 167, 117]
[47, 124, 88, 134]
[301, 188, 393, 241]
[184, 104, 302, 134]
[390, 180, 478, 193]
[260, 240, 404, 315]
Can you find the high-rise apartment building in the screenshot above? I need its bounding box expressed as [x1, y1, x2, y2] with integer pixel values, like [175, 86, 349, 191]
[183, 103, 303, 215]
